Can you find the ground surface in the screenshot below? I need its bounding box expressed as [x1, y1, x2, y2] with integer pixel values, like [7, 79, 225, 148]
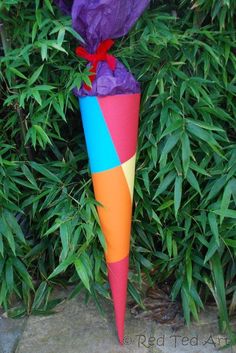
[0, 288, 235, 353]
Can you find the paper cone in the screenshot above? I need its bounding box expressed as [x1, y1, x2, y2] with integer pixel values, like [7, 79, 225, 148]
[79, 93, 140, 344]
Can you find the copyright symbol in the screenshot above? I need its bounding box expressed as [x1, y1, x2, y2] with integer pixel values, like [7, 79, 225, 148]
[123, 336, 132, 345]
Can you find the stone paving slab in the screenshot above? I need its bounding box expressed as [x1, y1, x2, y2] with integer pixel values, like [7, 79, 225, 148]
[2, 292, 234, 353]
[146, 321, 235, 353]
[0, 316, 26, 353]
[15, 295, 152, 353]
[120, 307, 236, 353]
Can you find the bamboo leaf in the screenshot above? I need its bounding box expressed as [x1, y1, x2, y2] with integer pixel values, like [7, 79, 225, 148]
[9, 67, 27, 80]
[219, 180, 232, 224]
[186, 170, 202, 195]
[30, 162, 61, 183]
[28, 65, 44, 86]
[174, 175, 182, 218]
[181, 133, 191, 177]
[48, 255, 76, 279]
[208, 213, 220, 245]
[74, 258, 91, 292]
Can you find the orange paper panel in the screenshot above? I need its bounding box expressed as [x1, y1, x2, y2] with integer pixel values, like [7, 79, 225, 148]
[92, 166, 132, 263]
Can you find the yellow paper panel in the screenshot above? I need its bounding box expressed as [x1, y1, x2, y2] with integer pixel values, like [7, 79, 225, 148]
[121, 154, 136, 201]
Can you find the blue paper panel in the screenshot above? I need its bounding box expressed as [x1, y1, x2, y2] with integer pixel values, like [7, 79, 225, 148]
[79, 96, 121, 173]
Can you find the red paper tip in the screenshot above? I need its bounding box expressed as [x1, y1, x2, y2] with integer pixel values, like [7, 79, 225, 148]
[108, 256, 129, 345]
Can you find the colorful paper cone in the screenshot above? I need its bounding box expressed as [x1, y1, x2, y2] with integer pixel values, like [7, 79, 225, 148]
[55, 0, 150, 344]
[79, 93, 140, 343]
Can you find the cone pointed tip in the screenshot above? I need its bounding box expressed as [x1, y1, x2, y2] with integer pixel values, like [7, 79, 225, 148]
[118, 336, 124, 345]
[116, 317, 124, 345]
[108, 256, 129, 346]
[117, 322, 124, 345]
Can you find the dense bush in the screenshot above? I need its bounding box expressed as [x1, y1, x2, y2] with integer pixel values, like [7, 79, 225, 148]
[0, 0, 236, 341]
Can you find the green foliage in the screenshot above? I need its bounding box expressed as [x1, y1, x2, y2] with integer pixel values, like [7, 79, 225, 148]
[0, 0, 236, 341]
[128, 0, 236, 338]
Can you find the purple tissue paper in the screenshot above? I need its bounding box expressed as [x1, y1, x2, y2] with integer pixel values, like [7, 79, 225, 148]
[55, 0, 150, 96]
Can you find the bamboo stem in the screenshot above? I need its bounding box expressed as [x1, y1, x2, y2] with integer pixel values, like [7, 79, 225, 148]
[0, 19, 33, 161]
[17, 106, 34, 161]
[0, 21, 10, 54]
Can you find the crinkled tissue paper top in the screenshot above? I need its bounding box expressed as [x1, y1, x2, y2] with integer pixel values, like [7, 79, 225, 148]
[55, 0, 150, 96]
